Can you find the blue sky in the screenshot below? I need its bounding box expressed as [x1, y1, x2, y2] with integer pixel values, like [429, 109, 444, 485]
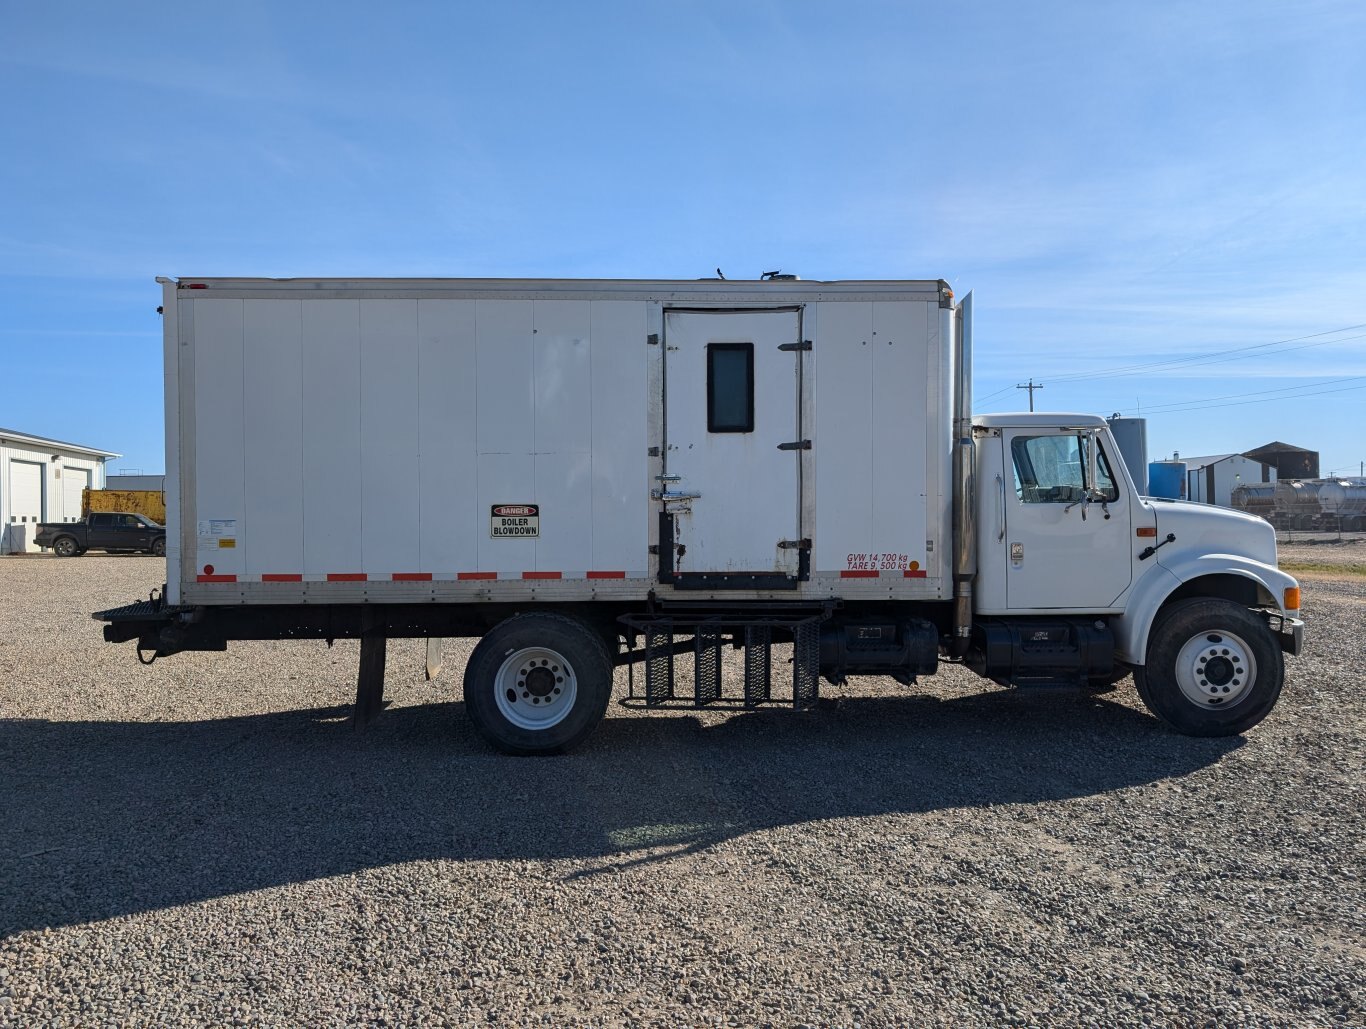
[2, 1, 1364, 476]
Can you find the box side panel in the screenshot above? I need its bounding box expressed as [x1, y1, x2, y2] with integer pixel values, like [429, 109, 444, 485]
[243, 300, 304, 576]
[302, 300, 362, 576]
[589, 301, 648, 574]
[870, 301, 929, 572]
[812, 302, 874, 570]
[192, 300, 246, 579]
[475, 300, 535, 574]
[417, 300, 479, 573]
[360, 301, 420, 572]
[532, 301, 593, 572]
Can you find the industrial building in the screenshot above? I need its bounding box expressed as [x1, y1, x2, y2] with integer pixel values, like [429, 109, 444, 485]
[103, 473, 166, 492]
[1149, 440, 1320, 508]
[1183, 453, 1278, 507]
[0, 428, 121, 554]
[1245, 441, 1319, 480]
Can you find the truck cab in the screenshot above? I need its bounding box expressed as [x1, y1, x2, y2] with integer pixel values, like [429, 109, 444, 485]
[967, 412, 1302, 735]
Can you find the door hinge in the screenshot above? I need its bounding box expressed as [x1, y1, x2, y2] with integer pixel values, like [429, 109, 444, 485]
[778, 340, 812, 352]
[777, 440, 812, 451]
[778, 538, 812, 550]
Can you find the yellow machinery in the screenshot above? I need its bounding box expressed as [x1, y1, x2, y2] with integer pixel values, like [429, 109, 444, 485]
[82, 488, 167, 525]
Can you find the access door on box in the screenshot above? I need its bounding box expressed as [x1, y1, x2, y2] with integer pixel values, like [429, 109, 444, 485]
[660, 307, 806, 586]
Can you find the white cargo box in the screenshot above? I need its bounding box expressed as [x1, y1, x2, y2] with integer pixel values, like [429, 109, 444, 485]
[160, 278, 953, 607]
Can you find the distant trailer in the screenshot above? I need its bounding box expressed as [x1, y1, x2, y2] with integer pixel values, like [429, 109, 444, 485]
[82, 488, 167, 525]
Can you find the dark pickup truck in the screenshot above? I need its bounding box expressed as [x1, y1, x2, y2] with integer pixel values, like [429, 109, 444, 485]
[35, 512, 167, 557]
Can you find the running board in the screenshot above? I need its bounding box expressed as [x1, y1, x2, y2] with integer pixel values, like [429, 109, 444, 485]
[618, 613, 825, 710]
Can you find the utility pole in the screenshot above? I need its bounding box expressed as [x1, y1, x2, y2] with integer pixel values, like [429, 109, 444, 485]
[1016, 379, 1043, 412]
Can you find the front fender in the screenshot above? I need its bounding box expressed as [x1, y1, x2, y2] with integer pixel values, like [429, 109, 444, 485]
[1113, 554, 1299, 664]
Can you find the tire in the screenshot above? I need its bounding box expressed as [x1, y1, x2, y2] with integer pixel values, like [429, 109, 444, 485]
[1134, 598, 1283, 737]
[463, 612, 613, 755]
[151, 537, 166, 557]
[52, 537, 80, 558]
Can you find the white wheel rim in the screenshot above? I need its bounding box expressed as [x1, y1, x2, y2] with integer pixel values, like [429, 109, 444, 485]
[494, 646, 578, 731]
[1175, 629, 1257, 709]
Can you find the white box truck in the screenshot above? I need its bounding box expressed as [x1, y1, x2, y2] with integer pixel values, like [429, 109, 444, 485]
[98, 276, 1304, 753]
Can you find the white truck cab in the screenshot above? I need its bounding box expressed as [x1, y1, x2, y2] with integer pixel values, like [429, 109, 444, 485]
[966, 412, 1302, 735]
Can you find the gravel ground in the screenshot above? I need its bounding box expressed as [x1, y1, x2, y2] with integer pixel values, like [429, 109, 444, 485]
[1, 555, 1362, 1027]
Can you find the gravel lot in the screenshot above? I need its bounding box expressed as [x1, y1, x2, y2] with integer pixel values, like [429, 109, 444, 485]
[1, 553, 1362, 1026]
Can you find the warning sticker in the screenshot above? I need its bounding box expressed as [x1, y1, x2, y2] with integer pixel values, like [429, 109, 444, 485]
[198, 519, 238, 550]
[491, 504, 539, 538]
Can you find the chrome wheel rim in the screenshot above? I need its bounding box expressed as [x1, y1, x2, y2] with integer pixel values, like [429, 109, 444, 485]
[494, 647, 578, 731]
[1175, 629, 1257, 709]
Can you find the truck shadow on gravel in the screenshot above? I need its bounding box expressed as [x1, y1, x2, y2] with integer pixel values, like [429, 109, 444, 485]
[0, 690, 1240, 935]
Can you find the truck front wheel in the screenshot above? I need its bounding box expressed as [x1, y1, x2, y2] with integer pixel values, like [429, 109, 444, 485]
[463, 612, 613, 755]
[1135, 598, 1283, 737]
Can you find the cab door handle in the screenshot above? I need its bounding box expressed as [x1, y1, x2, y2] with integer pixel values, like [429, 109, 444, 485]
[996, 475, 1006, 542]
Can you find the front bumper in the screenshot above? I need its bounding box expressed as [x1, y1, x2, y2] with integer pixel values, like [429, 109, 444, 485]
[1262, 612, 1305, 657]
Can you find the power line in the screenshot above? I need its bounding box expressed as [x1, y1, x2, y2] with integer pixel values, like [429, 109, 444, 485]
[974, 322, 1366, 410]
[1044, 323, 1366, 384]
[1116, 381, 1366, 416]
[1127, 375, 1366, 414]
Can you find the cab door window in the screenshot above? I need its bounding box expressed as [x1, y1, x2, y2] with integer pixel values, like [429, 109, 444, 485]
[1011, 434, 1119, 504]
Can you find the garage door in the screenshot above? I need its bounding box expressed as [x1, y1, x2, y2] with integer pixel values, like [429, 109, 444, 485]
[62, 466, 91, 522]
[7, 460, 45, 553]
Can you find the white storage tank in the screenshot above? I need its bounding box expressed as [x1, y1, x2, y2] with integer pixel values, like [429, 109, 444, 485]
[1106, 415, 1148, 494]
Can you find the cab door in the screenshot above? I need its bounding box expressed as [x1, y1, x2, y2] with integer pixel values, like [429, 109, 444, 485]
[87, 513, 116, 548]
[659, 307, 806, 586]
[999, 428, 1133, 610]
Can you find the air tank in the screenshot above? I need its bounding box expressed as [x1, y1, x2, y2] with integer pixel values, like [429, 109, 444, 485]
[1148, 460, 1187, 500]
[1106, 415, 1148, 494]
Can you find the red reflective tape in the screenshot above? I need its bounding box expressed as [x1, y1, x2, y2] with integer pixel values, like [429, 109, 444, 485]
[196, 574, 237, 583]
[261, 573, 302, 582]
[840, 570, 879, 578]
[523, 571, 562, 580]
[458, 571, 497, 581]
[391, 573, 433, 581]
[903, 569, 927, 578]
[327, 573, 367, 582]
[586, 571, 626, 579]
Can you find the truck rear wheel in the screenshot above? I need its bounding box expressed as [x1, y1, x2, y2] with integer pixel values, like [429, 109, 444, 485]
[52, 537, 80, 558]
[1135, 598, 1283, 737]
[463, 612, 613, 755]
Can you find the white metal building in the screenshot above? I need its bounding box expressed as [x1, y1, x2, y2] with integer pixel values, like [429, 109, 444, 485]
[0, 428, 121, 554]
[1184, 453, 1277, 508]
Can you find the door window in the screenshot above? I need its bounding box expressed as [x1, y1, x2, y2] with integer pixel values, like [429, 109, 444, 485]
[706, 342, 754, 433]
[1011, 434, 1119, 504]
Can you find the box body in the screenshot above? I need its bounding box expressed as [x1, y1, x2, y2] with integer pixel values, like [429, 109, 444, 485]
[162, 278, 953, 607]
